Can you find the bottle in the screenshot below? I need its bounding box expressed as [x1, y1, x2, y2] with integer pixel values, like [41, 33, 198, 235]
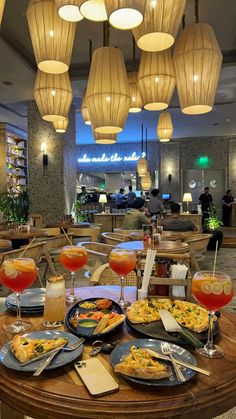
[43, 275, 66, 328]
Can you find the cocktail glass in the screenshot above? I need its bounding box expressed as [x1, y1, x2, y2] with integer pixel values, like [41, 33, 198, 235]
[192, 270, 233, 358]
[60, 246, 88, 303]
[109, 248, 137, 308]
[0, 258, 37, 333]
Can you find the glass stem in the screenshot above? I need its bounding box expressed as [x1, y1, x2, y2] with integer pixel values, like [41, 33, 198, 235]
[206, 311, 215, 350]
[16, 292, 22, 325]
[119, 276, 125, 303]
[70, 272, 75, 298]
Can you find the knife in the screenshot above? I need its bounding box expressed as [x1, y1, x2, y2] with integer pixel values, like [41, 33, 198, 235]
[145, 348, 211, 376]
[159, 309, 204, 349]
[20, 344, 67, 367]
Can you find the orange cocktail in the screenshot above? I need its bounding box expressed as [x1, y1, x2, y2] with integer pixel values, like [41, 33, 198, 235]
[0, 258, 37, 333]
[192, 270, 233, 358]
[109, 249, 136, 308]
[60, 246, 88, 303]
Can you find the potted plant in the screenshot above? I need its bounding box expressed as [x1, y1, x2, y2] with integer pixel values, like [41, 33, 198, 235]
[71, 200, 88, 223]
[0, 191, 29, 224]
[203, 206, 223, 250]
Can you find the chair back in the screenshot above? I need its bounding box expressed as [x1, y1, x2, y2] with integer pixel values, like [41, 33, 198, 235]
[90, 263, 137, 286]
[185, 233, 212, 253]
[67, 226, 101, 242]
[37, 233, 74, 250]
[79, 242, 116, 277]
[29, 214, 43, 227]
[1, 241, 46, 265]
[114, 229, 142, 235]
[101, 232, 124, 245]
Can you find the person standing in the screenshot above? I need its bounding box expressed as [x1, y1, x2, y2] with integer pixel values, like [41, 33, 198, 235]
[222, 189, 234, 226]
[115, 188, 125, 209]
[127, 186, 136, 208]
[199, 187, 213, 226]
[148, 189, 164, 217]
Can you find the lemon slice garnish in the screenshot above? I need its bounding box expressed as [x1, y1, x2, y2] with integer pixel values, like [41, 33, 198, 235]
[223, 282, 232, 295]
[211, 282, 223, 295]
[200, 281, 212, 294]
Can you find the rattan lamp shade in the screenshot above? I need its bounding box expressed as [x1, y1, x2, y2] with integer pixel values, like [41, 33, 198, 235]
[79, 0, 107, 21]
[133, 0, 186, 52]
[34, 70, 73, 122]
[137, 157, 148, 177]
[128, 72, 142, 113]
[86, 47, 131, 134]
[52, 118, 69, 132]
[141, 171, 152, 190]
[27, 0, 76, 74]
[173, 23, 223, 115]
[93, 130, 117, 144]
[55, 0, 84, 21]
[81, 88, 91, 125]
[157, 111, 173, 142]
[104, 0, 145, 30]
[0, 0, 5, 26]
[138, 49, 175, 111]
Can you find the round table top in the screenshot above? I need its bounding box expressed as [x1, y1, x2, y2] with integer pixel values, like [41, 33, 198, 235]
[117, 240, 190, 253]
[0, 285, 236, 419]
[0, 239, 12, 253]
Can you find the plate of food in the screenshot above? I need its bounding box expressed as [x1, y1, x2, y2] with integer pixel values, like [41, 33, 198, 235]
[0, 330, 84, 372]
[66, 298, 125, 339]
[126, 298, 219, 345]
[111, 339, 196, 387]
[6, 288, 45, 308]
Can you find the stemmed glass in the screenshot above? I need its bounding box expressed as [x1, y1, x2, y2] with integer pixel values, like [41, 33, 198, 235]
[60, 246, 88, 303]
[109, 248, 137, 308]
[192, 270, 233, 358]
[0, 258, 37, 333]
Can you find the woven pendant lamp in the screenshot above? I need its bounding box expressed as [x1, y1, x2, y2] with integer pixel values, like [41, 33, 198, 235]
[52, 118, 69, 133]
[0, 0, 6, 26]
[104, 0, 145, 30]
[34, 70, 73, 122]
[173, 23, 222, 115]
[141, 171, 152, 190]
[157, 111, 173, 142]
[79, 0, 107, 22]
[133, 0, 186, 52]
[81, 88, 91, 125]
[128, 72, 142, 113]
[137, 157, 148, 177]
[93, 130, 117, 144]
[55, 0, 84, 22]
[138, 49, 175, 111]
[86, 47, 131, 134]
[27, 0, 76, 74]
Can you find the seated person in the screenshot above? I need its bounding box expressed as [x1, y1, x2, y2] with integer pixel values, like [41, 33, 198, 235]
[148, 188, 164, 216]
[123, 198, 151, 230]
[162, 202, 197, 232]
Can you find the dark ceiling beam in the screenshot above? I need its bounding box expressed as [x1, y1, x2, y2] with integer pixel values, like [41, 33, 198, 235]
[0, 32, 36, 73]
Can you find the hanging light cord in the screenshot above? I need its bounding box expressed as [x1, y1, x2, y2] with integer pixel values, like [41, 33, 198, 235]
[141, 124, 144, 153]
[103, 21, 110, 47]
[182, 14, 186, 29]
[132, 35, 136, 70]
[145, 128, 148, 158]
[89, 39, 92, 64]
[195, 0, 199, 23]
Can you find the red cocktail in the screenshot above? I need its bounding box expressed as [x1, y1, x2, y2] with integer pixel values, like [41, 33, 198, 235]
[192, 271, 233, 358]
[0, 258, 37, 333]
[109, 249, 136, 308]
[60, 246, 88, 303]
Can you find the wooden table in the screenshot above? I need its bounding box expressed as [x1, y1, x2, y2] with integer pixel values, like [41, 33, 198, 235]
[0, 239, 12, 253]
[0, 229, 48, 249]
[117, 240, 190, 254]
[0, 285, 236, 419]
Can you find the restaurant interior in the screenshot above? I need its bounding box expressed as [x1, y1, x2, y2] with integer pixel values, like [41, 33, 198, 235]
[0, 1, 236, 418]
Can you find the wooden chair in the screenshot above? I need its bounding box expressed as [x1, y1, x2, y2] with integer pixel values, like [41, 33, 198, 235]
[113, 229, 142, 235]
[79, 242, 115, 277]
[67, 226, 101, 243]
[29, 214, 43, 227]
[35, 227, 61, 236]
[146, 253, 192, 300]
[90, 263, 137, 286]
[101, 232, 124, 245]
[184, 233, 212, 271]
[1, 242, 47, 287]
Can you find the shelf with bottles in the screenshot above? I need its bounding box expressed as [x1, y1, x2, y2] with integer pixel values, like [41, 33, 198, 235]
[4, 131, 28, 193]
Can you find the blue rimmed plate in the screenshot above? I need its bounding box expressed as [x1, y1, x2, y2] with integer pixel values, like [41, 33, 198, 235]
[0, 330, 83, 372]
[6, 288, 45, 308]
[110, 339, 196, 387]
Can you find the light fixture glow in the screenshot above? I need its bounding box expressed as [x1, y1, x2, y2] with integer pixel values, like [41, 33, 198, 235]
[49, 30, 54, 37]
[128, 72, 142, 113]
[41, 142, 47, 153]
[93, 130, 117, 144]
[79, 0, 107, 22]
[52, 118, 69, 133]
[104, 1, 145, 30]
[55, 1, 84, 22]
[157, 111, 173, 142]
[81, 87, 91, 125]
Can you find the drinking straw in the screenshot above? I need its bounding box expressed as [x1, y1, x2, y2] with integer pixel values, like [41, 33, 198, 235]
[18, 237, 36, 258]
[141, 249, 156, 291]
[212, 241, 219, 278]
[61, 227, 73, 245]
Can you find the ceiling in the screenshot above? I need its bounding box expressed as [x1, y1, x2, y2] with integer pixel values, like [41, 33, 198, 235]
[0, 0, 236, 142]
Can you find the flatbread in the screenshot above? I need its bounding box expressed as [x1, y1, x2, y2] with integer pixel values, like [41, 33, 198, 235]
[11, 335, 68, 363]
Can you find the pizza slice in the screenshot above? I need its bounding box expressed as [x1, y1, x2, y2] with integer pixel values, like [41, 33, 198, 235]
[114, 345, 171, 380]
[126, 300, 161, 324]
[170, 300, 208, 333]
[11, 335, 68, 363]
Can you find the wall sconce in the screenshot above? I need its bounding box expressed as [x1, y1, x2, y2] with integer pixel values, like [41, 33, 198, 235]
[168, 174, 172, 182]
[41, 142, 48, 176]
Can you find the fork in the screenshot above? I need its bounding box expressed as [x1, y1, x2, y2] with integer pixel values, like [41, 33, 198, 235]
[161, 342, 186, 382]
[33, 338, 85, 377]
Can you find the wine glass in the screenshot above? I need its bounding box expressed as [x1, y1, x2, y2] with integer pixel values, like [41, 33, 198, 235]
[109, 248, 137, 308]
[60, 246, 88, 303]
[0, 258, 37, 333]
[192, 270, 233, 358]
